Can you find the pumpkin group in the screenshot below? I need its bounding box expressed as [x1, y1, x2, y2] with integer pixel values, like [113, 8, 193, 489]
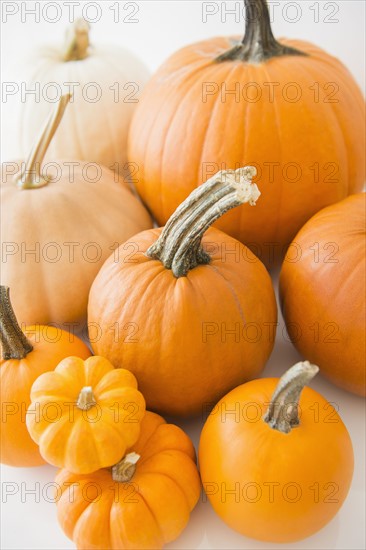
[88, 167, 277, 416]
[55, 411, 201, 550]
[280, 193, 366, 396]
[129, 0, 365, 267]
[27, 355, 146, 473]
[199, 362, 354, 542]
[0, 286, 91, 467]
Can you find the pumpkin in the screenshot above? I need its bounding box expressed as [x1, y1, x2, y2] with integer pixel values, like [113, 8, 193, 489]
[128, 0, 365, 268]
[8, 18, 149, 178]
[26, 355, 146, 474]
[199, 361, 354, 543]
[1, 94, 152, 327]
[88, 167, 277, 416]
[55, 410, 201, 550]
[279, 193, 366, 396]
[0, 286, 90, 467]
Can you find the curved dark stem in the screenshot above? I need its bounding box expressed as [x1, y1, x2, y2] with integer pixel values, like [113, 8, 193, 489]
[0, 286, 33, 360]
[216, 0, 307, 63]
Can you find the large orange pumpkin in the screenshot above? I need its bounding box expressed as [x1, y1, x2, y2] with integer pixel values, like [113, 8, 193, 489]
[199, 361, 354, 542]
[88, 167, 277, 416]
[1, 95, 152, 327]
[0, 286, 90, 467]
[280, 193, 365, 396]
[128, 0, 365, 267]
[55, 411, 201, 550]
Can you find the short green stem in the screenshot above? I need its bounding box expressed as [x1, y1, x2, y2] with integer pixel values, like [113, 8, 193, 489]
[264, 361, 319, 433]
[146, 167, 260, 277]
[112, 452, 141, 482]
[0, 286, 33, 360]
[63, 18, 90, 61]
[216, 0, 307, 63]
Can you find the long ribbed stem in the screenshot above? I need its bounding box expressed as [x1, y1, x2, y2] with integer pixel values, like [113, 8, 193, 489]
[146, 166, 260, 277]
[63, 18, 90, 61]
[264, 361, 319, 433]
[16, 94, 71, 189]
[216, 0, 307, 63]
[0, 286, 33, 360]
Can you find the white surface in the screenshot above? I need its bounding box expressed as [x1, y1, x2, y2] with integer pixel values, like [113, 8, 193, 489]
[1, 1, 365, 549]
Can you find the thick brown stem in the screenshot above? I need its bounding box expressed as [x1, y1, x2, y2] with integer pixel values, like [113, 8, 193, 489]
[264, 361, 319, 433]
[146, 167, 260, 277]
[112, 452, 140, 483]
[216, 0, 307, 63]
[77, 386, 97, 410]
[0, 286, 33, 360]
[63, 18, 90, 61]
[16, 94, 71, 189]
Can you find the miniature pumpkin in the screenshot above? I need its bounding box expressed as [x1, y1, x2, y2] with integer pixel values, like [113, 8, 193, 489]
[1, 94, 152, 327]
[88, 167, 277, 416]
[26, 355, 146, 473]
[8, 18, 149, 178]
[280, 193, 366, 396]
[0, 286, 90, 467]
[55, 411, 201, 550]
[199, 361, 354, 542]
[128, 0, 365, 267]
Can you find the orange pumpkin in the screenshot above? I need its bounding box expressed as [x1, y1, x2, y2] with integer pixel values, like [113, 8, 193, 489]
[128, 0, 365, 267]
[88, 167, 277, 416]
[1, 94, 152, 327]
[55, 411, 201, 550]
[0, 286, 90, 467]
[199, 361, 354, 542]
[26, 355, 146, 473]
[280, 193, 366, 396]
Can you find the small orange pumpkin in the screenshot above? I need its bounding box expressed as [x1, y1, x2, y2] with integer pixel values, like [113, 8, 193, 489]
[26, 356, 146, 473]
[279, 193, 366, 396]
[88, 167, 277, 416]
[128, 0, 365, 267]
[55, 411, 201, 550]
[0, 286, 90, 467]
[199, 361, 354, 543]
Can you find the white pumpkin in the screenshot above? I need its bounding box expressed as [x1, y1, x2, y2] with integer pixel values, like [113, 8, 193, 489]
[13, 19, 149, 178]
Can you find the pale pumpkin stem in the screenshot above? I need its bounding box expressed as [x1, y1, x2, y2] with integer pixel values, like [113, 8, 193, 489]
[264, 361, 319, 434]
[216, 0, 307, 63]
[0, 286, 33, 360]
[112, 452, 141, 483]
[146, 167, 260, 277]
[77, 386, 97, 410]
[16, 94, 71, 190]
[62, 18, 90, 62]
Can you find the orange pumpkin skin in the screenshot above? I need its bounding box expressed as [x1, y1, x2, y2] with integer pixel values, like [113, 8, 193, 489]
[55, 411, 201, 550]
[0, 327, 90, 467]
[199, 378, 354, 543]
[128, 37, 365, 267]
[88, 227, 277, 417]
[279, 194, 366, 396]
[26, 356, 146, 474]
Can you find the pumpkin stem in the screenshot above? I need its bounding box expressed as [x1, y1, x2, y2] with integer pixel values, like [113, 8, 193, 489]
[77, 386, 97, 410]
[16, 94, 71, 190]
[146, 167, 260, 277]
[0, 286, 33, 360]
[63, 18, 90, 61]
[112, 452, 141, 483]
[216, 0, 307, 63]
[264, 361, 319, 434]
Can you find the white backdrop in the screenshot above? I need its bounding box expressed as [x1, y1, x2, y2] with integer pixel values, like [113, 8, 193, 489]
[1, 2, 365, 550]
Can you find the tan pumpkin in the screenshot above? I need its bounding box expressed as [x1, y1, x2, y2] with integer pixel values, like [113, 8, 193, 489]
[7, 18, 149, 178]
[1, 95, 152, 327]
